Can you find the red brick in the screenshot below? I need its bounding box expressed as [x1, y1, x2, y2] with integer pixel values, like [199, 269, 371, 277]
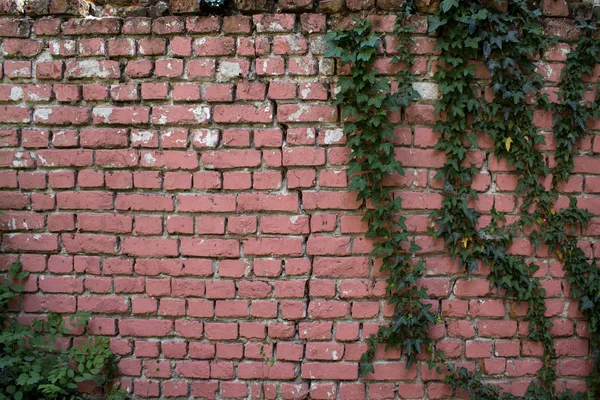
[170, 0, 200, 13]
[3, 61, 30, 80]
[253, 14, 295, 32]
[256, 57, 285, 75]
[62, 234, 116, 254]
[301, 362, 358, 380]
[176, 361, 210, 378]
[313, 257, 369, 278]
[204, 83, 233, 102]
[92, 106, 149, 125]
[213, 105, 273, 123]
[138, 38, 166, 55]
[155, 59, 184, 78]
[243, 238, 302, 256]
[140, 150, 198, 170]
[238, 281, 272, 299]
[194, 37, 235, 56]
[268, 81, 297, 99]
[116, 194, 173, 212]
[150, 105, 210, 125]
[202, 150, 260, 169]
[78, 296, 127, 314]
[2, 38, 42, 57]
[34, 18, 59, 35]
[289, 57, 319, 75]
[543, 0, 568, 16]
[186, 59, 216, 78]
[121, 238, 178, 257]
[180, 238, 239, 258]
[278, 104, 338, 123]
[238, 193, 298, 212]
[0, 9, 594, 388]
[56, 191, 112, 210]
[478, 320, 517, 338]
[307, 236, 351, 255]
[0, 18, 30, 37]
[39, 276, 81, 293]
[33, 106, 89, 125]
[64, 60, 120, 80]
[178, 194, 235, 212]
[186, 15, 221, 32]
[125, 60, 153, 78]
[21, 129, 49, 148]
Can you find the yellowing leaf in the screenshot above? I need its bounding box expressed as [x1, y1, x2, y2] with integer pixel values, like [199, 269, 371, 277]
[505, 137, 513, 152]
[462, 237, 469, 248]
[550, 205, 556, 215]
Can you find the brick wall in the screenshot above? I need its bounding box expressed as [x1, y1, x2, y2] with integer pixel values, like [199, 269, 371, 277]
[0, 0, 599, 398]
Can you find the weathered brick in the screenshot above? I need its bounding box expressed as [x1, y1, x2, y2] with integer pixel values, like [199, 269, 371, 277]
[65, 60, 120, 80]
[213, 105, 273, 124]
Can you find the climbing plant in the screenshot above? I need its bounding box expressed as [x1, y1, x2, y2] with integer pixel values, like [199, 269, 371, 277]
[546, 18, 600, 396]
[325, 2, 444, 376]
[429, 0, 560, 390]
[549, 19, 600, 185]
[430, 1, 600, 397]
[326, 0, 600, 398]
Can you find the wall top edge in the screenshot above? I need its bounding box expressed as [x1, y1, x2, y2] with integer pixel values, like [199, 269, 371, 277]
[0, 0, 598, 19]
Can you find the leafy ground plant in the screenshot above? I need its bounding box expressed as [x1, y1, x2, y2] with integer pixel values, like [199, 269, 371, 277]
[0, 260, 127, 400]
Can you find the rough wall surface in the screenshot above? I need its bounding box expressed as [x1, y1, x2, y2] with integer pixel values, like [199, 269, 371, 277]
[0, 0, 599, 398]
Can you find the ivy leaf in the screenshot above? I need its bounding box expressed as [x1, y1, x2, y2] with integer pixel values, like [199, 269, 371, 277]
[428, 16, 447, 33]
[467, 20, 476, 35]
[581, 296, 594, 311]
[440, 0, 459, 13]
[359, 362, 375, 376]
[505, 137, 512, 152]
[483, 42, 491, 58]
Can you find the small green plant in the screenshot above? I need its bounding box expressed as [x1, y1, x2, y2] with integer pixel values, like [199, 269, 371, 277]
[256, 344, 275, 400]
[446, 363, 586, 400]
[259, 344, 275, 368]
[0, 261, 127, 400]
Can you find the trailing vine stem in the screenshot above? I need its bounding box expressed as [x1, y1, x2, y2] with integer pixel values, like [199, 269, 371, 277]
[430, 0, 559, 389]
[430, 0, 600, 397]
[545, 19, 600, 397]
[325, 2, 445, 377]
[549, 19, 600, 186]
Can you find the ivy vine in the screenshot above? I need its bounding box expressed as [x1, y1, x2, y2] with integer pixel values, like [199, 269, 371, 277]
[325, 2, 444, 376]
[547, 18, 600, 397]
[549, 20, 600, 185]
[326, 0, 600, 398]
[431, 1, 600, 397]
[430, 0, 560, 390]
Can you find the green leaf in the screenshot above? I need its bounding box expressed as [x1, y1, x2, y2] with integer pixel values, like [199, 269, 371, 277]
[440, 0, 459, 13]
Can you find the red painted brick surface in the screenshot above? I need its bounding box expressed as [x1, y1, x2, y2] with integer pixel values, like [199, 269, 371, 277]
[0, 1, 598, 398]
